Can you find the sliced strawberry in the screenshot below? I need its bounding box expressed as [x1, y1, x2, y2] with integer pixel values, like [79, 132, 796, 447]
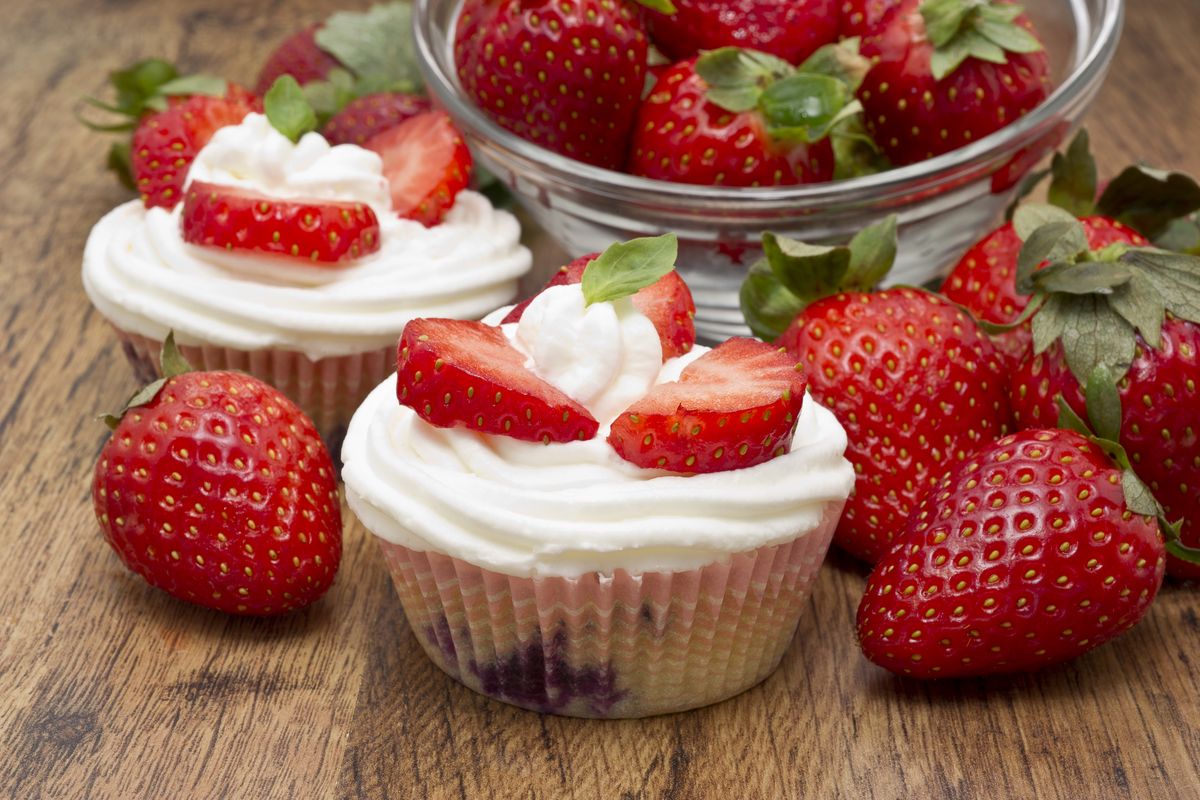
[131, 88, 260, 209]
[501, 254, 696, 359]
[396, 319, 599, 443]
[323, 92, 433, 146]
[608, 338, 806, 473]
[365, 111, 473, 227]
[180, 181, 381, 264]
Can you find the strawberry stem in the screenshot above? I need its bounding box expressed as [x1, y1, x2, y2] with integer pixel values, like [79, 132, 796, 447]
[101, 331, 195, 430]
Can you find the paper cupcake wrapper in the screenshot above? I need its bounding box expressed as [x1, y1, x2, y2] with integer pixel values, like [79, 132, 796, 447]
[112, 327, 393, 441]
[375, 503, 840, 718]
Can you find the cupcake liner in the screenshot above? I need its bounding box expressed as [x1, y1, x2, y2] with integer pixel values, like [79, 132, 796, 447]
[375, 501, 842, 718]
[112, 327, 393, 441]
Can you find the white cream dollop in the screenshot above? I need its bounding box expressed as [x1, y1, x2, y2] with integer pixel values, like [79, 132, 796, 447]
[342, 289, 855, 578]
[510, 284, 663, 425]
[81, 114, 531, 360]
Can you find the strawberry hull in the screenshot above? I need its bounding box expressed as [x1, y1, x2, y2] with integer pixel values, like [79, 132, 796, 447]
[373, 500, 843, 718]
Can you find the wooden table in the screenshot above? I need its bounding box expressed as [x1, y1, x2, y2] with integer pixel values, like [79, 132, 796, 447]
[3, 1, 1199, 797]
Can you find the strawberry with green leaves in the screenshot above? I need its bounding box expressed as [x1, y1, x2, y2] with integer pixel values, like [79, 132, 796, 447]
[741, 217, 1011, 562]
[941, 130, 1200, 368]
[857, 427, 1168, 678]
[1001, 206, 1200, 579]
[454, 0, 665, 170]
[644, 0, 840, 66]
[630, 43, 872, 186]
[856, 0, 1050, 166]
[93, 335, 342, 615]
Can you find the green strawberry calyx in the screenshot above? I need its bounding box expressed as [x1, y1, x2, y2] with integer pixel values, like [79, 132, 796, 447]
[1006, 129, 1200, 246]
[739, 215, 899, 341]
[264, 77, 320, 143]
[78, 59, 228, 190]
[1056, 365, 1200, 565]
[695, 42, 869, 146]
[1000, 204, 1200, 388]
[920, 0, 1043, 81]
[101, 332, 195, 430]
[581, 234, 678, 306]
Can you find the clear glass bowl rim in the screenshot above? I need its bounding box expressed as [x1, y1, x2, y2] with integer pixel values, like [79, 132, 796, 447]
[413, 0, 1125, 210]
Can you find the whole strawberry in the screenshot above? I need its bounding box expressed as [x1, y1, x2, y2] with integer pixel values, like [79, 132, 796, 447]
[1001, 211, 1200, 578]
[630, 45, 870, 186]
[942, 131, 1200, 369]
[131, 86, 259, 208]
[741, 217, 1010, 562]
[255, 24, 343, 96]
[856, 0, 1049, 166]
[454, 0, 655, 170]
[322, 92, 432, 145]
[644, 0, 840, 65]
[93, 335, 342, 615]
[857, 429, 1165, 678]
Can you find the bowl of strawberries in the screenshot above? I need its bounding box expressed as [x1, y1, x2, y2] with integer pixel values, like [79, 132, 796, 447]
[413, 0, 1124, 340]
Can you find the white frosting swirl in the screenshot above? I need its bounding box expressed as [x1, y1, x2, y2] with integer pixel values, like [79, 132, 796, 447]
[81, 114, 531, 360]
[342, 290, 854, 578]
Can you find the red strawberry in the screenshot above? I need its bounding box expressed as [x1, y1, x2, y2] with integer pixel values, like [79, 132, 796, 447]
[608, 337, 806, 472]
[396, 318, 599, 443]
[131, 88, 260, 209]
[501, 253, 697, 359]
[1011, 319, 1200, 579]
[92, 337, 342, 615]
[366, 110, 473, 226]
[322, 92, 433, 146]
[180, 181, 381, 264]
[857, 429, 1165, 678]
[644, 0, 840, 65]
[779, 288, 1010, 562]
[856, 0, 1050, 166]
[255, 24, 343, 96]
[629, 54, 836, 187]
[941, 216, 1147, 367]
[454, 0, 650, 170]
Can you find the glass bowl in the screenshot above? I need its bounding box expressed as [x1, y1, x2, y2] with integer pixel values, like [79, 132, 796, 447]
[414, 0, 1124, 341]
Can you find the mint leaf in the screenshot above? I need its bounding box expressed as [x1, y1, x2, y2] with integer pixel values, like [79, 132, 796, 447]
[581, 234, 678, 306]
[264, 76, 318, 142]
[315, 3, 422, 95]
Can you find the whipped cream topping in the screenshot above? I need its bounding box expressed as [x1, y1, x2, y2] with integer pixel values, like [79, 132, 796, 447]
[82, 114, 531, 360]
[342, 288, 855, 578]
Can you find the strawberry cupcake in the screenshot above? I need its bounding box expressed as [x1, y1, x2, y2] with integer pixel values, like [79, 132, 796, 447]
[82, 89, 530, 439]
[341, 236, 854, 717]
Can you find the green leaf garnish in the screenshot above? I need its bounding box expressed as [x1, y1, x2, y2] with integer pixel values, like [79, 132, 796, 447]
[156, 74, 227, 98]
[315, 3, 423, 96]
[581, 234, 678, 306]
[264, 76, 319, 143]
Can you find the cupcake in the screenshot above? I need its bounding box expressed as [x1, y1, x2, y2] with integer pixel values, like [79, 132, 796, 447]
[82, 111, 531, 439]
[341, 237, 854, 717]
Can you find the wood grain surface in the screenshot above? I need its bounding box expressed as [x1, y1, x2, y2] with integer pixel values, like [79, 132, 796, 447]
[2, 1, 1199, 798]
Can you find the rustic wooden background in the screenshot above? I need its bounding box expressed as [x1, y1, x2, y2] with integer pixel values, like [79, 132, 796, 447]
[2, 1, 1199, 798]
